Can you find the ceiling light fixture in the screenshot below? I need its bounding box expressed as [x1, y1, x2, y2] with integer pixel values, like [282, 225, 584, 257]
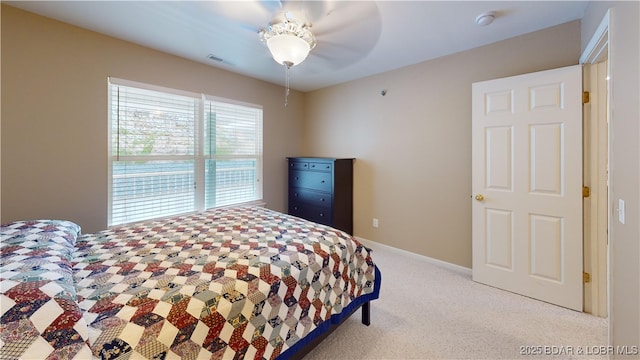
[260, 19, 316, 107]
[476, 11, 496, 26]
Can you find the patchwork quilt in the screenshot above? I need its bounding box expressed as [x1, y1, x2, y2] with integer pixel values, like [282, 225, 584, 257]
[0, 220, 93, 359]
[1, 206, 379, 359]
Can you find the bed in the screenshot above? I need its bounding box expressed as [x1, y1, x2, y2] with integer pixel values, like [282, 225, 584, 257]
[0, 206, 381, 359]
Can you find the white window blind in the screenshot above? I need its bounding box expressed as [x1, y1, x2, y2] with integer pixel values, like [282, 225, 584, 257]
[204, 100, 263, 208]
[109, 79, 263, 226]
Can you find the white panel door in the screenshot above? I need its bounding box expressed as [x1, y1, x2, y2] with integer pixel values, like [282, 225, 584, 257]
[472, 65, 583, 311]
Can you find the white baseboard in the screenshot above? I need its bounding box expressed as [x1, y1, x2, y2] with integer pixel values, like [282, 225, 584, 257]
[355, 236, 472, 275]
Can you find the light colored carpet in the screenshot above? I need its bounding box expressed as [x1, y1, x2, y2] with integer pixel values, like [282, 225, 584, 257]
[304, 240, 608, 359]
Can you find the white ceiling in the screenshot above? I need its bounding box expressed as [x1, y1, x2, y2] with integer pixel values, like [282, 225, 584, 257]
[8, 1, 589, 92]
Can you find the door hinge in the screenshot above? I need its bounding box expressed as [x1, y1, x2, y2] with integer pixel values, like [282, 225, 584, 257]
[583, 272, 591, 283]
[583, 91, 590, 104]
[583, 186, 590, 198]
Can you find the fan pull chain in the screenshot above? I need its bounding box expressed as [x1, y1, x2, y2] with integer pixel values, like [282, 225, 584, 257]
[284, 61, 293, 107]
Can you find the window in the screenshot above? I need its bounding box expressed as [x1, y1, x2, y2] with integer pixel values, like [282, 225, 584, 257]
[109, 78, 262, 226]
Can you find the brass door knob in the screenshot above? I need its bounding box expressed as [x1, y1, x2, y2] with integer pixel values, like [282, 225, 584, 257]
[475, 194, 485, 201]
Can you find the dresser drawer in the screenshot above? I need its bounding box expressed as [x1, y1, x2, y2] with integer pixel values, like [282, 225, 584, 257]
[308, 162, 332, 172]
[289, 160, 309, 170]
[289, 170, 332, 192]
[289, 188, 332, 208]
[289, 202, 332, 225]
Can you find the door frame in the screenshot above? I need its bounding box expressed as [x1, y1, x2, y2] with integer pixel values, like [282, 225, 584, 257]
[580, 10, 610, 319]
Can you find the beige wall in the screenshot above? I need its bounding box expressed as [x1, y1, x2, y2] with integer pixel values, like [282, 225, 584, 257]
[1, 5, 304, 233]
[582, 1, 640, 352]
[303, 21, 581, 268]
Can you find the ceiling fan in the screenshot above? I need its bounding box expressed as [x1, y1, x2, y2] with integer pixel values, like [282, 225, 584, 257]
[212, 1, 382, 104]
[218, 1, 382, 66]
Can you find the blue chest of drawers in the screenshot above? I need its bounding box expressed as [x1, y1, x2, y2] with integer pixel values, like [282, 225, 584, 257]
[287, 157, 354, 234]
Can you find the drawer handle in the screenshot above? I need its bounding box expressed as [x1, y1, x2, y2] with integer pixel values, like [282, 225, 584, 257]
[293, 206, 298, 210]
[319, 213, 324, 217]
[320, 198, 325, 202]
[321, 180, 325, 183]
[311, 164, 316, 168]
[294, 193, 299, 197]
[295, 177, 299, 180]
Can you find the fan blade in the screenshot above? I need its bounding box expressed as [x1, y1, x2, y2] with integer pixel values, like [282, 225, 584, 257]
[207, 1, 276, 31]
[302, 41, 365, 71]
[311, 1, 379, 35]
[306, 2, 382, 70]
[278, 1, 330, 25]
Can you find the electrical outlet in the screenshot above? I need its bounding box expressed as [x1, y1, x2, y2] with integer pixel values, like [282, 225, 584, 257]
[372, 218, 379, 228]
